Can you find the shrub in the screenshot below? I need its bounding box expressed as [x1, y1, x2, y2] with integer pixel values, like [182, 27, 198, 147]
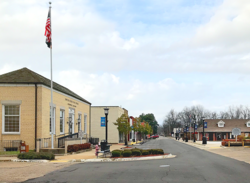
[112, 151, 121, 157]
[238, 135, 245, 141]
[148, 149, 153, 154]
[18, 152, 55, 160]
[123, 151, 132, 157]
[157, 149, 164, 154]
[142, 150, 149, 155]
[131, 150, 141, 156]
[151, 149, 158, 155]
[113, 150, 123, 155]
[67, 143, 91, 153]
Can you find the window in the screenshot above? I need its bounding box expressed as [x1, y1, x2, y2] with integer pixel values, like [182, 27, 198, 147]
[60, 110, 65, 134]
[3, 105, 20, 134]
[50, 107, 55, 134]
[78, 114, 81, 132]
[84, 114, 87, 133]
[217, 120, 225, 127]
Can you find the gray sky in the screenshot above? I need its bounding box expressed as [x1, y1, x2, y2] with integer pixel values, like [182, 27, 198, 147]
[1, 0, 250, 125]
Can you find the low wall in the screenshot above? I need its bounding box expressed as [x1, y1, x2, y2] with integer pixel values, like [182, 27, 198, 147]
[221, 139, 250, 146]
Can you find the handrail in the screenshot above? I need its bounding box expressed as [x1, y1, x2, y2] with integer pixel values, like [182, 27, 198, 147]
[58, 133, 78, 148]
[55, 133, 70, 138]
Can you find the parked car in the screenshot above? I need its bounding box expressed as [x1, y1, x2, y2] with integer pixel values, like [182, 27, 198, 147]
[151, 135, 159, 138]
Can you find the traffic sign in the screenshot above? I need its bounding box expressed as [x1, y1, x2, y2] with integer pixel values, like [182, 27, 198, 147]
[232, 128, 241, 136]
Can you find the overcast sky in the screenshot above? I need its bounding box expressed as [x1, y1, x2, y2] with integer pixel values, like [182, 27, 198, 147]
[1, 0, 250, 125]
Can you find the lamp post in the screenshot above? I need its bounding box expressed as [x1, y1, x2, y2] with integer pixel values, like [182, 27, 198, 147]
[202, 117, 207, 144]
[185, 123, 188, 142]
[76, 117, 81, 132]
[67, 117, 73, 135]
[104, 107, 109, 143]
[193, 115, 196, 143]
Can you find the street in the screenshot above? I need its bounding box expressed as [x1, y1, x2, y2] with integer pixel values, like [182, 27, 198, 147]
[25, 137, 250, 183]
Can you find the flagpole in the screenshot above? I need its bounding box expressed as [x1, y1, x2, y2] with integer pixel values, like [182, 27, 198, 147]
[49, 2, 54, 149]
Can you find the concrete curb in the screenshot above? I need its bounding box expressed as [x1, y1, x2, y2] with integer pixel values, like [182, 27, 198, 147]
[70, 154, 176, 163]
[6, 154, 176, 163]
[11, 159, 50, 163]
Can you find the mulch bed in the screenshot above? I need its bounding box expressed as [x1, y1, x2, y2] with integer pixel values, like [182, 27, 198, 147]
[111, 153, 169, 159]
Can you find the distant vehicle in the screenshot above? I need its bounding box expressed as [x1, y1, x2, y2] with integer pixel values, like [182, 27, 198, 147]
[151, 135, 159, 138]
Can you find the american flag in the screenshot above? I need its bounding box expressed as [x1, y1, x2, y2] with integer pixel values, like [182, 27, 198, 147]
[44, 8, 51, 48]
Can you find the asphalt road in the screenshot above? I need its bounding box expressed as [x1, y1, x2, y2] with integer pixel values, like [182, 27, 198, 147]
[25, 137, 250, 183]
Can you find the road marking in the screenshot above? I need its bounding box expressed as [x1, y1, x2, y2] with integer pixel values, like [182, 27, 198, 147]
[160, 165, 170, 168]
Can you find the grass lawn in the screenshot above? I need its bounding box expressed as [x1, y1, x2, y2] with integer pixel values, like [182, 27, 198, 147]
[0, 150, 34, 155]
[0, 151, 19, 155]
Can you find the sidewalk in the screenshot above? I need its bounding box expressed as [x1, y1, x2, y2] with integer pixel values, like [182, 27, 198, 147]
[178, 139, 223, 149]
[52, 144, 126, 162]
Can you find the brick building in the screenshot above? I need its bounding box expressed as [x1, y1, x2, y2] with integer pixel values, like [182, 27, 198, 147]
[196, 119, 250, 141]
[0, 68, 91, 150]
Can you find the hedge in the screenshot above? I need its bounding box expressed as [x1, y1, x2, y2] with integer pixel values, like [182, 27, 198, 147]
[151, 149, 158, 155]
[111, 148, 164, 157]
[112, 151, 121, 157]
[67, 143, 91, 153]
[18, 152, 55, 160]
[131, 150, 141, 156]
[142, 150, 149, 155]
[123, 151, 132, 157]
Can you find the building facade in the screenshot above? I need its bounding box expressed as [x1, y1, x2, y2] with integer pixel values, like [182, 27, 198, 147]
[91, 106, 127, 144]
[196, 119, 250, 141]
[0, 68, 91, 150]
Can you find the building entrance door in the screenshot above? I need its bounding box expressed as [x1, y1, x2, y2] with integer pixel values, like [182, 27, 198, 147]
[216, 133, 222, 140]
[209, 133, 213, 141]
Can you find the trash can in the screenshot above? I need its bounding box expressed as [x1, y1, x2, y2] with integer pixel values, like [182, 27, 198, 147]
[101, 140, 107, 151]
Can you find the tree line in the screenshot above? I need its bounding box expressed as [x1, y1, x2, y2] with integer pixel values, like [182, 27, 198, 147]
[113, 113, 159, 145]
[162, 105, 250, 136]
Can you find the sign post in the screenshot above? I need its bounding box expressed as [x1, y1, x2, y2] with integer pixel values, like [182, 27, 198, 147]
[232, 128, 241, 142]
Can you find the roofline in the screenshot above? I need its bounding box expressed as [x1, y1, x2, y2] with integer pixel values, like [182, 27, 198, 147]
[91, 106, 120, 107]
[0, 82, 91, 105]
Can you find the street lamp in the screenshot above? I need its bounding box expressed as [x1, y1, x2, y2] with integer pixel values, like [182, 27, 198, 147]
[76, 117, 81, 132]
[202, 117, 207, 144]
[185, 123, 188, 142]
[193, 115, 196, 143]
[67, 116, 73, 135]
[104, 107, 109, 143]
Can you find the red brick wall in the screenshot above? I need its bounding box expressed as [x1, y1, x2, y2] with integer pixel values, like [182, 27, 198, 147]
[213, 133, 216, 141]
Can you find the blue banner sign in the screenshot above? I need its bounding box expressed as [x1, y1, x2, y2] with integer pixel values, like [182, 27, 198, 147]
[195, 124, 197, 130]
[186, 127, 189, 132]
[101, 117, 106, 127]
[204, 122, 207, 128]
